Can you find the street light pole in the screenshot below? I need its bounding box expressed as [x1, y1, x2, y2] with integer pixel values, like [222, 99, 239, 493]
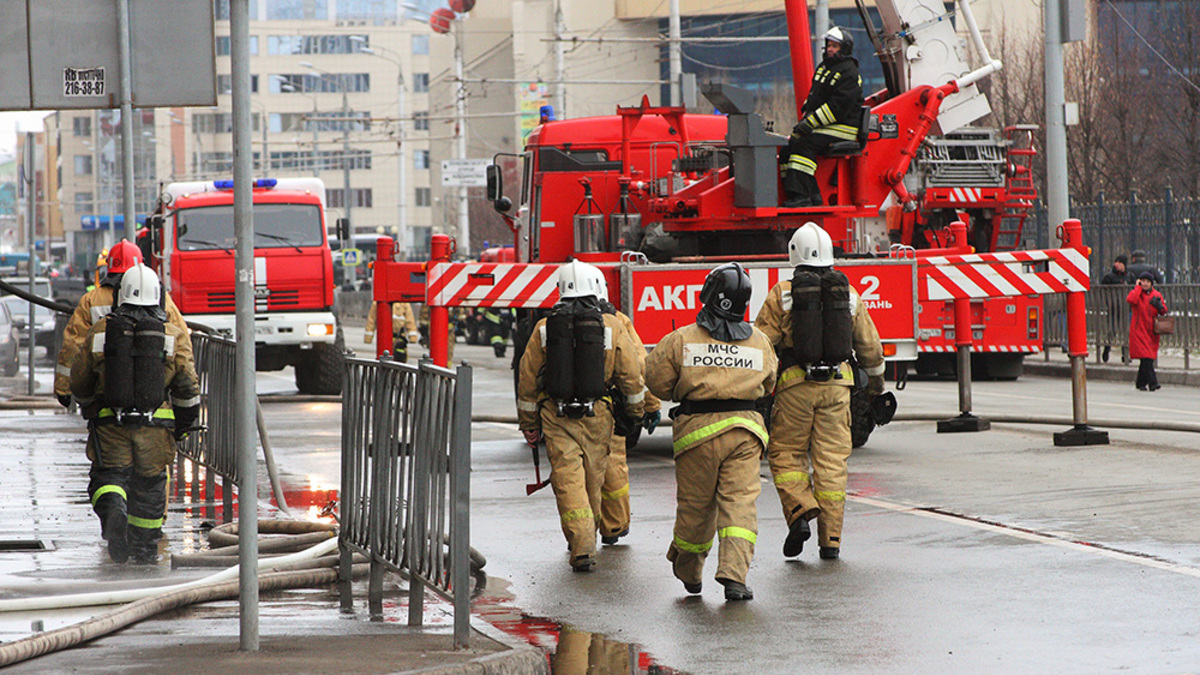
[354, 40, 409, 257]
[303, 63, 356, 285]
[454, 27, 470, 256]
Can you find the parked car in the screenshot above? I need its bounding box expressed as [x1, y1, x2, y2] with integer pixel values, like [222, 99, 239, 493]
[0, 296, 57, 351]
[0, 301, 19, 376]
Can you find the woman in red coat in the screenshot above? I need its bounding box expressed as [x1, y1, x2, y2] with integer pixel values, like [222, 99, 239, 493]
[1127, 272, 1168, 391]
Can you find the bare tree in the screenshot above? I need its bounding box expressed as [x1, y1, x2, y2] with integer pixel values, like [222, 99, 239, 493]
[1152, 2, 1200, 197]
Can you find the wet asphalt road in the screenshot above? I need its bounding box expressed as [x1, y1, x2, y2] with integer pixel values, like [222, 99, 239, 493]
[252, 338, 1200, 674]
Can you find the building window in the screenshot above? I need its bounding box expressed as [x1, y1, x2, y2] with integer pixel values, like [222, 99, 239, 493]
[412, 73, 429, 93]
[413, 111, 429, 131]
[412, 35, 429, 55]
[328, 188, 373, 209]
[414, 150, 430, 170]
[265, 0, 328, 20]
[73, 116, 91, 137]
[74, 155, 93, 175]
[337, 0, 398, 22]
[193, 113, 262, 134]
[267, 34, 369, 55]
[214, 0, 259, 20]
[74, 192, 93, 213]
[217, 74, 259, 94]
[215, 35, 258, 56]
[271, 73, 369, 94]
[415, 187, 431, 207]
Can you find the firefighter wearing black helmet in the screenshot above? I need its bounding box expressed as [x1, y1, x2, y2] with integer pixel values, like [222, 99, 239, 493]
[646, 262, 777, 602]
[782, 26, 864, 208]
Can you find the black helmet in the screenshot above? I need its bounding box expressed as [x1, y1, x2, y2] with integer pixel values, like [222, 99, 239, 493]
[700, 262, 753, 322]
[823, 26, 854, 56]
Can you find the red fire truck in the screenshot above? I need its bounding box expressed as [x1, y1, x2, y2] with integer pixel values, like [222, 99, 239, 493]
[143, 177, 344, 395]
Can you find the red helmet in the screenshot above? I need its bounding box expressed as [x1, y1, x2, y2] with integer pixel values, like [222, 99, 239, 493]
[106, 240, 143, 275]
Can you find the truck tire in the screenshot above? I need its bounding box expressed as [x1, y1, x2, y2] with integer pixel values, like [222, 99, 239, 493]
[296, 329, 345, 395]
[850, 387, 875, 449]
[976, 353, 1024, 381]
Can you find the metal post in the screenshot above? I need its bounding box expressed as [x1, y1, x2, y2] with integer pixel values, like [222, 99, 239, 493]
[397, 73, 408, 255]
[453, 30, 470, 256]
[1055, 219, 1109, 446]
[669, 0, 682, 106]
[784, 0, 814, 113]
[376, 237, 395, 360]
[1165, 186, 1175, 284]
[938, 221, 989, 433]
[554, 1, 566, 117]
[117, 0, 137, 243]
[341, 87, 357, 287]
[814, 0, 830, 66]
[1129, 189, 1139, 257]
[1043, 0, 1069, 230]
[230, 0, 260, 651]
[450, 364, 473, 648]
[429, 234, 451, 367]
[23, 134, 35, 397]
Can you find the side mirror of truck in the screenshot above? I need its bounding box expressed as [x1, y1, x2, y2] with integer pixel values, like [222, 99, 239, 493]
[486, 165, 503, 203]
[336, 217, 350, 243]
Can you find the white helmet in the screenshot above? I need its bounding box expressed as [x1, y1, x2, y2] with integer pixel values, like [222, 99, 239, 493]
[557, 260, 605, 299]
[118, 263, 162, 307]
[788, 222, 835, 267]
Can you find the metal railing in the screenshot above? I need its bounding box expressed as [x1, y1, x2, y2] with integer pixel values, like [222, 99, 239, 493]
[338, 356, 473, 647]
[1043, 285, 1200, 368]
[175, 329, 238, 521]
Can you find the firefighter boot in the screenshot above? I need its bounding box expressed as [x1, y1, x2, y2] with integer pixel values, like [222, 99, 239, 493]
[128, 526, 160, 565]
[781, 170, 812, 208]
[95, 493, 129, 564]
[820, 546, 840, 560]
[492, 339, 507, 358]
[570, 554, 596, 572]
[717, 577, 754, 602]
[783, 516, 811, 558]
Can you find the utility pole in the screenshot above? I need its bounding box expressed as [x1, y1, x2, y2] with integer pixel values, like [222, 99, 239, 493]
[454, 27, 470, 256]
[814, 0, 829, 65]
[24, 133, 35, 397]
[1043, 0, 1070, 228]
[554, 1, 566, 117]
[669, 0, 682, 106]
[341, 86, 356, 286]
[117, 0, 137, 242]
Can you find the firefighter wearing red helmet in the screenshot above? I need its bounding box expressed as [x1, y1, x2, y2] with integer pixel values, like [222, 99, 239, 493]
[516, 261, 645, 572]
[646, 262, 777, 602]
[754, 223, 884, 561]
[55, 239, 188, 407]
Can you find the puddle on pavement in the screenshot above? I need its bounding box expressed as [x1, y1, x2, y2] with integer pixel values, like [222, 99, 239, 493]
[473, 577, 686, 674]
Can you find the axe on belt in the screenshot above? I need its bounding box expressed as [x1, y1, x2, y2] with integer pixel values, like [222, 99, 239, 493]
[525, 441, 551, 495]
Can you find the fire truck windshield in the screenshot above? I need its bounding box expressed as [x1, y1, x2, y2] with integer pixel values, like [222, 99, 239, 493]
[176, 204, 324, 251]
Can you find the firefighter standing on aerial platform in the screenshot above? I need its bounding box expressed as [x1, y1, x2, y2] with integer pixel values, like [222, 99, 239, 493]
[646, 262, 777, 602]
[364, 301, 419, 362]
[71, 264, 200, 564]
[594, 275, 661, 547]
[56, 240, 188, 408]
[782, 27, 864, 208]
[754, 223, 884, 560]
[516, 261, 645, 572]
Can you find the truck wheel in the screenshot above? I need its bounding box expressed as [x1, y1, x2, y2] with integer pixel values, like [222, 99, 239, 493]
[977, 353, 1024, 381]
[296, 329, 345, 395]
[850, 387, 875, 449]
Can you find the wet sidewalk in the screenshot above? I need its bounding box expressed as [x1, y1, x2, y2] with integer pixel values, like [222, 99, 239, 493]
[1024, 347, 1200, 387]
[0, 406, 547, 675]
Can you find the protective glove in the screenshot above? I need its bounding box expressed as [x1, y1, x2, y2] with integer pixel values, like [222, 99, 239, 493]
[522, 428, 543, 447]
[791, 121, 814, 139]
[642, 410, 661, 435]
[57, 394, 72, 408]
[1150, 297, 1165, 312]
[867, 375, 885, 397]
[363, 331, 374, 345]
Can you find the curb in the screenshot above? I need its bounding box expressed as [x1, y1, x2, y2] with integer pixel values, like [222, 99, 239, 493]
[1024, 361, 1200, 387]
[399, 615, 549, 675]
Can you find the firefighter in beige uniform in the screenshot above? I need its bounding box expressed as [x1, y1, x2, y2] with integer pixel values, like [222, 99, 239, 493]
[364, 301, 419, 362]
[55, 240, 188, 407]
[517, 261, 646, 571]
[754, 223, 884, 560]
[646, 262, 777, 601]
[71, 264, 200, 564]
[597, 277, 662, 546]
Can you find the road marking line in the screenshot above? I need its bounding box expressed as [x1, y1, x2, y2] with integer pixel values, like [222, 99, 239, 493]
[852, 494, 1200, 579]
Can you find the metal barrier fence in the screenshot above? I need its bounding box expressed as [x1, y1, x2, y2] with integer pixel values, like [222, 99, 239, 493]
[1043, 285, 1200, 368]
[174, 329, 238, 521]
[338, 356, 473, 647]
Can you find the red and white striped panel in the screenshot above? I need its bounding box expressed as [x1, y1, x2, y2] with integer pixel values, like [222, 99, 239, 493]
[426, 262, 561, 308]
[948, 187, 984, 203]
[919, 345, 1043, 353]
[919, 248, 1090, 301]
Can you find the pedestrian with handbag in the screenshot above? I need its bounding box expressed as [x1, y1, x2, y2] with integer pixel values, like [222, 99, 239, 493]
[1127, 271, 1169, 391]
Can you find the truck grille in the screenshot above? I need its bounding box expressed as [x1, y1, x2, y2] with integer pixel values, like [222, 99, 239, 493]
[204, 288, 306, 311]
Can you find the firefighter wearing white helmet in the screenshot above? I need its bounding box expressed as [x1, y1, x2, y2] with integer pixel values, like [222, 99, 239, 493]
[646, 262, 777, 601]
[516, 260, 646, 571]
[754, 223, 883, 560]
[70, 263, 200, 564]
[782, 25, 863, 208]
